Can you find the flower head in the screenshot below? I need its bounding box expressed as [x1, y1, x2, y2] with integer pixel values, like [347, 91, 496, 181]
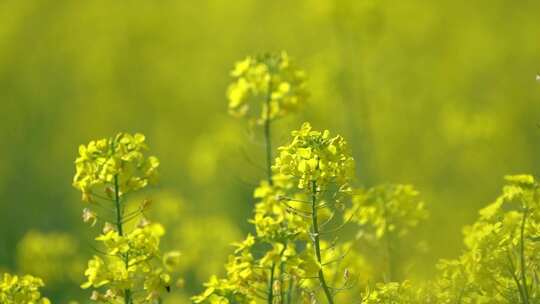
[73, 133, 159, 202]
[273, 122, 355, 191]
[227, 52, 308, 124]
[81, 224, 174, 302]
[348, 184, 428, 239]
[0, 273, 51, 304]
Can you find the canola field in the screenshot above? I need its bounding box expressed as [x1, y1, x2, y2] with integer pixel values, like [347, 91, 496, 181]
[1, 1, 540, 303]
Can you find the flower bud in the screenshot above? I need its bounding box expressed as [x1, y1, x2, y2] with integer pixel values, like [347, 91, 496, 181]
[105, 187, 114, 199]
[163, 251, 182, 271]
[272, 279, 281, 295]
[82, 192, 92, 203]
[141, 199, 152, 210]
[137, 217, 151, 228]
[102, 222, 116, 234]
[90, 291, 105, 301]
[82, 208, 97, 227]
[176, 278, 185, 288]
[344, 268, 350, 282]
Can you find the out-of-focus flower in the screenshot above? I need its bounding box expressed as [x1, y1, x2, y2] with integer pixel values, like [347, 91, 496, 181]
[16, 231, 83, 285]
[227, 52, 309, 125]
[0, 273, 51, 304]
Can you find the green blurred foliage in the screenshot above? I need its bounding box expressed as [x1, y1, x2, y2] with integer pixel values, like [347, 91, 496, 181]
[0, 0, 539, 301]
[16, 231, 83, 302]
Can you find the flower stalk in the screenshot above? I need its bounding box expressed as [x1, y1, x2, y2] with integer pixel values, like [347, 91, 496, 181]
[113, 174, 132, 304]
[311, 180, 334, 304]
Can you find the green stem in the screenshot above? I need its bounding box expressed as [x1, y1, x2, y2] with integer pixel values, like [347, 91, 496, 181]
[506, 251, 527, 304]
[267, 263, 276, 304]
[114, 174, 132, 304]
[287, 277, 294, 304]
[278, 245, 287, 304]
[264, 82, 273, 186]
[519, 208, 529, 304]
[264, 79, 276, 304]
[114, 175, 123, 236]
[286, 277, 294, 304]
[311, 180, 334, 304]
[279, 259, 285, 304]
[268, 246, 287, 304]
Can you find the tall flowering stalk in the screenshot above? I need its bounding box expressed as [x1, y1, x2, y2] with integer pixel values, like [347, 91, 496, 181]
[73, 133, 179, 304]
[236, 52, 308, 304]
[227, 51, 308, 186]
[273, 122, 355, 304]
[195, 53, 363, 304]
[194, 52, 309, 304]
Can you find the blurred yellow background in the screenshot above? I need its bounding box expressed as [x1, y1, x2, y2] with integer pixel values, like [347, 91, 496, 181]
[1, 0, 539, 301]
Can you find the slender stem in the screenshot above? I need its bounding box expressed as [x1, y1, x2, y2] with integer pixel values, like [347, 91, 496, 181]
[114, 175, 123, 236]
[267, 246, 287, 304]
[506, 250, 527, 304]
[311, 180, 334, 304]
[286, 276, 294, 304]
[264, 81, 274, 186]
[279, 262, 285, 304]
[267, 263, 276, 304]
[264, 79, 276, 304]
[114, 174, 132, 304]
[279, 245, 287, 304]
[519, 208, 529, 304]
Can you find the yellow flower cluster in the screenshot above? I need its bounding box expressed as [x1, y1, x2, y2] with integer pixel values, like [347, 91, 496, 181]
[82, 223, 172, 302]
[348, 184, 428, 239]
[347, 174, 540, 303]
[274, 122, 355, 191]
[251, 180, 310, 242]
[73, 133, 159, 202]
[193, 235, 309, 304]
[427, 174, 540, 303]
[192, 234, 260, 303]
[360, 281, 426, 304]
[227, 52, 308, 124]
[197, 58, 360, 304]
[73, 133, 180, 303]
[0, 273, 50, 304]
[193, 179, 318, 302]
